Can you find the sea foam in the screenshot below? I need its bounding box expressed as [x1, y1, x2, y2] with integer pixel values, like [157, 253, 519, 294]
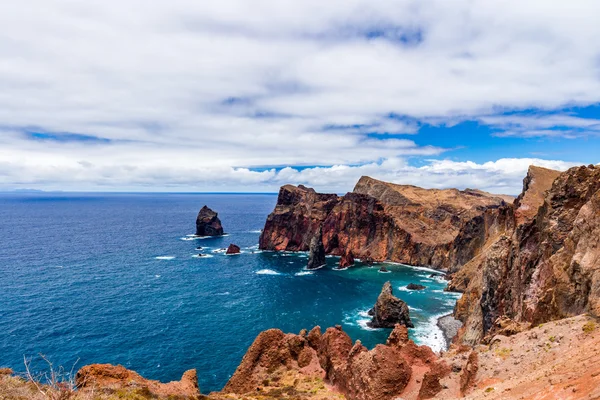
[255, 269, 282, 275]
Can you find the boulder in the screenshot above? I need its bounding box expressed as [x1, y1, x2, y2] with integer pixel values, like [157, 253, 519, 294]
[225, 244, 241, 255]
[307, 226, 326, 270]
[195, 206, 224, 236]
[407, 283, 426, 290]
[368, 282, 413, 328]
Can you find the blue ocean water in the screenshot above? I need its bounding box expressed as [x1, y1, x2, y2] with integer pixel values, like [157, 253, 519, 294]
[0, 193, 460, 393]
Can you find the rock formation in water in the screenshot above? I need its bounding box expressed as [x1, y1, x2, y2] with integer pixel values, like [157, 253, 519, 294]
[307, 226, 326, 270]
[407, 283, 426, 290]
[196, 205, 224, 236]
[338, 250, 354, 269]
[259, 177, 511, 270]
[368, 281, 413, 328]
[225, 244, 240, 254]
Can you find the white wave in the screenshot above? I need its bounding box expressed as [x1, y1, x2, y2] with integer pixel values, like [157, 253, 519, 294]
[192, 254, 214, 258]
[155, 275, 161, 278]
[225, 253, 241, 256]
[248, 230, 262, 233]
[216, 291, 230, 296]
[410, 313, 450, 353]
[295, 271, 314, 276]
[378, 269, 391, 274]
[408, 306, 422, 311]
[183, 234, 230, 240]
[333, 266, 349, 271]
[255, 269, 282, 275]
[357, 319, 380, 331]
[155, 256, 175, 260]
[343, 309, 379, 332]
[387, 262, 446, 275]
[419, 279, 434, 283]
[396, 286, 412, 292]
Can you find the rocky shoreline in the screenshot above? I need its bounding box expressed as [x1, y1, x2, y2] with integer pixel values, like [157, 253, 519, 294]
[437, 314, 463, 350]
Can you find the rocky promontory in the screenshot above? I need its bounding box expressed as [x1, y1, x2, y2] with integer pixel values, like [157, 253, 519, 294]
[196, 206, 224, 236]
[259, 176, 511, 270]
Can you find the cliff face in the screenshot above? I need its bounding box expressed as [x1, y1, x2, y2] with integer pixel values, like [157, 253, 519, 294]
[259, 177, 510, 270]
[454, 164, 600, 344]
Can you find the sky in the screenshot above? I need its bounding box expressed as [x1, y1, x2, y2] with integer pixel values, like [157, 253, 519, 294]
[1, 1, 599, 194]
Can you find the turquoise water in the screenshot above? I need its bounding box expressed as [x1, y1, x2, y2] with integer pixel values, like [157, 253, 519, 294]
[0, 193, 460, 393]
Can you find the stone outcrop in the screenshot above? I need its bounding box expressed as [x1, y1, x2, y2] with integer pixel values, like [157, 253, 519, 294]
[76, 364, 200, 399]
[225, 244, 240, 254]
[407, 283, 426, 290]
[3, 315, 600, 400]
[368, 282, 413, 328]
[259, 177, 510, 270]
[338, 250, 354, 269]
[307, 226, 326, 270]
[453, 164, 600, 344]
[220, 324, 449, 400]
[196, 206, 224, 236]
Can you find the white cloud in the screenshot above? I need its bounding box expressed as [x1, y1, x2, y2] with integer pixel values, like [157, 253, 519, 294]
[0, 0, 598, 191]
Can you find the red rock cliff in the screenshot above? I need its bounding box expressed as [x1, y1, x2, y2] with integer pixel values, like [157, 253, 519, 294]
[453, 164, 600, 344]
[259, 177, 510, 270]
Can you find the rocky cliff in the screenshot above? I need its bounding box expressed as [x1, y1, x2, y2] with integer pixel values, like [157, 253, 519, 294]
[452, 164, 600, 344]
[259, 177, 511, 270]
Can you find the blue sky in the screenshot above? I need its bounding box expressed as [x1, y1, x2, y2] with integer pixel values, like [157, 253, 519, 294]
[0, 0, 599, 194]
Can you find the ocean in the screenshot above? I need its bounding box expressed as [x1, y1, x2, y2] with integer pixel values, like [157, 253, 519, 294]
[0, 193, 460, 393]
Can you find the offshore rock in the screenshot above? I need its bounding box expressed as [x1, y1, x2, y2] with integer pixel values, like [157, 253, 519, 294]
[368, 281, 413, 328]
[225, 243, 240, 254]
[407, 283, 426, 290]
[76, 364, 199, 399]
[195, 205, 224, 236]
[307, 226, 326, 270]
[259, 177, 510, 270]
[338, 250, 355, 268]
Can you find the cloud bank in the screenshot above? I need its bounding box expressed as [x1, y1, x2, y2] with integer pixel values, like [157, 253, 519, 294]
[0, 0, 599, 192]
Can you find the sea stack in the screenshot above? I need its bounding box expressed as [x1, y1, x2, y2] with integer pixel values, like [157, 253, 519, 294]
[368, 281, 413, 328]
[195, 206, 224, 236]
[338, 250, 354, 269]
[226, 244, 241, 255]
[307, 226, 326, 270]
